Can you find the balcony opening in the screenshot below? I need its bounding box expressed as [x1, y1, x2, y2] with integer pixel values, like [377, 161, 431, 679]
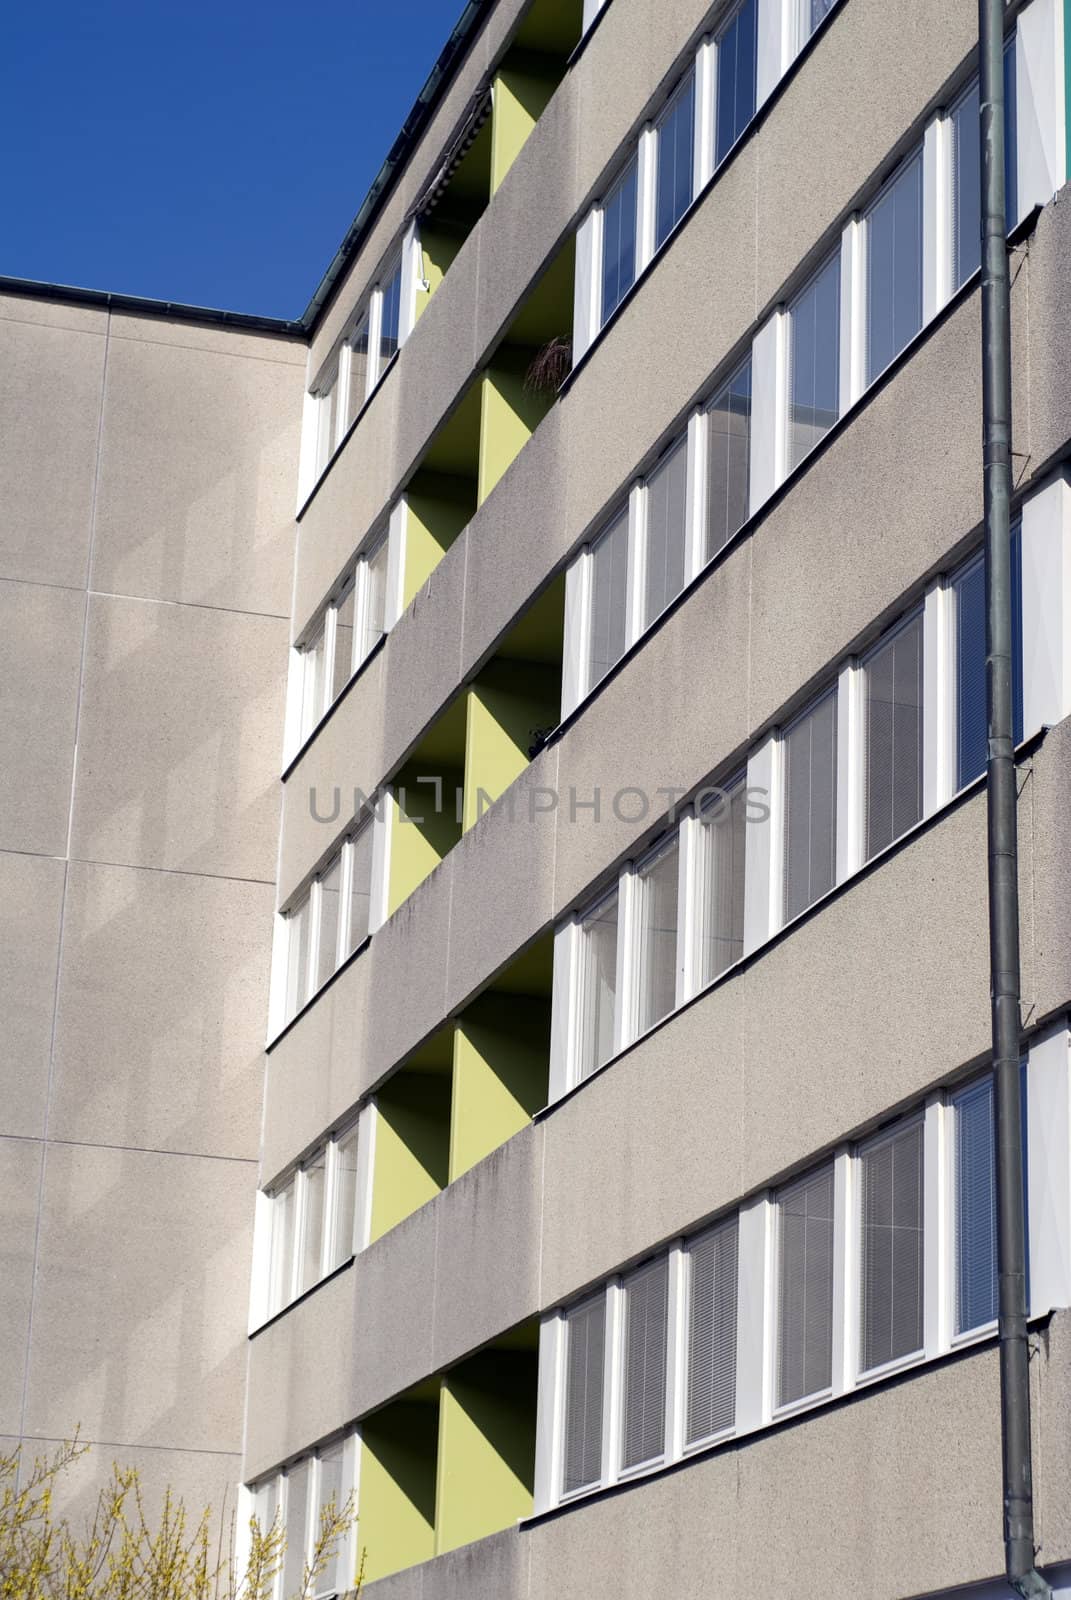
[478, 240, 575, 503]
[415, 110, 493, 324]
[386, 695, 467, 914]
[435, 1326, 540, 1555]
[491, 0, 582, 192]
[368, 1030, 453, 1246]
[399, 380, 482, 607]
[359, 1379, 441, 1582]
[462, 577, 564, 831]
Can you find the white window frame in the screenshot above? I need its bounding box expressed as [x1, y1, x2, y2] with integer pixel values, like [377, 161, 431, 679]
[850, 1111, 928, 1385]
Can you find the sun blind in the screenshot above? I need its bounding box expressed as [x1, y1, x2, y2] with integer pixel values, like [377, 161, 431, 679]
[865, 611, 923, 859]
[621, 1257, 669, 1470]
[562, 1296, 606, 1495]
[783, 689, 838, 922]
[859, 1120, 925, 1372]
[643, 437, 689, 628]
[636, 837, 679, 1034]
[698, 779, 747, 983]
[954, 1077, 998, 1333]
[282, 1459, 310, 1600]
[686, 1219, 738, 1444]
[588, 510, 630, 691]
[777, 1164, 835, 1407]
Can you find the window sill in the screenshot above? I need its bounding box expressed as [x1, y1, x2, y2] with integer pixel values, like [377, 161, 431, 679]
[248, 1251, 356, 1340]
[281, 630, 388, 783]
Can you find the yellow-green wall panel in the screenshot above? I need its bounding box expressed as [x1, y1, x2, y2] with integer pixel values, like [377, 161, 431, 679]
[434, 1355, 536, 1556]
[369, 1074, 452, 1243]
[403, 473, 476, 608]
[359, 1401, 439, 1582]
[462, 661, 561, 830]
[490, 60, 559, 193]
[449, 994, 550, 1182]
[477, 358, 553, 506]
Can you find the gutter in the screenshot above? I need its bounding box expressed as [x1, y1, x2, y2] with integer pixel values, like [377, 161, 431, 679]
[977, 0, 1051, 1592]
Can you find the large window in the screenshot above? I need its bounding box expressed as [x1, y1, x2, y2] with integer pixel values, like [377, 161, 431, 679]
[858, 1119, 925, 1373]
[787, 251, 841, 470]
[705, 358, 752, 559]
[953, 1076, 998, 1334]
[587, 507, 630, 692]
[715, 0, 758, 167]
[294, 527, 393, 750]
[865, 149, 924, 384]
[263, 1119, 364, 1320]
[953, 528, 1023, 790]
[601, 156, 639, 325]
[776, 1164, 835, 1407]
[685, 1218, 738, 1445]
[783, 688, 838, 923]
[864, 609, 924, 860]
[951, 43, 1019, 291]
[562, 1296, 606, 1496]
[248, 1435, 357, 1600]
[620, 1256, 669, 1471]
[576, 890, 619, 1081]
[378, 255, 403, 376]
[634, 834, 680, 1036]
[346, 313, 372, 422]
[282, 821, 375, 1026]
[695, 777, 746, 983]
[643, 437, 689, 627]
[655, 71, 696, 250]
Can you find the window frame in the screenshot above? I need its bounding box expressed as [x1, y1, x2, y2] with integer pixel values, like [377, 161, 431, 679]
[862, 142, 925, 388]
[854, 1112, 927, 1381]
[262, 1115, 366, 1322]
[293, 520, 394, 751]
[860, 603, 925, 863]
[596, 152, 641, 330]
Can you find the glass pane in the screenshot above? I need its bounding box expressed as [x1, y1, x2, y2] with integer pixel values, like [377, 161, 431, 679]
[331, 1128, 360, 1268]
[955, 1077, 998, 1333]
[378, 261, 402, 376]
[299, 1153, 326, 1294]
[636, 837, 679, 1034]
[330, 583, 356, 703]
[697, 779, 747, 984]
[655, 72, 696, 250]
[578, 891, 618, 1080]
[643, 438, 689, 627]
[706, 359, 752, 559]
[316, 856, 342, 990]
[270, 1181, 295, 1313]
[777, 1164, 835, 1407]
[347, 824, 374, 954]
[620, 1256, 668, 1470]
[301, 626, 327, 740]
[1004, 39, 1018, 225]
[685, 1219, 738, 1445]
[588, 508, 630, 690]
[285, 895, 312, 1021]
[348, 313, 371, 418]
[955, 528, 1023, 789]
[802, 0, 837, 41]
[715, 0, 758, 167]
[360, 537, 389, 664]
[315, 380, 338, 476]
[866, 150, 923, 384]
[859, 1121, 924, 1372]
[783, 689, 838, 922]
[601, 157, 638, 324]
[316, 1445, 345, 1595]
[951, 79, 982, 290]
[252, 1477, 280, 1536]
[562, 1297, 606, 1495]
[282, 1460, 310, 1600]
[788, 251, 841, 471]
[865, 611, 924, 859]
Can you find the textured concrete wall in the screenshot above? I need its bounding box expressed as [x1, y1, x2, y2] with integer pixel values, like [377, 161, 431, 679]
[0, 291, 304, 1513]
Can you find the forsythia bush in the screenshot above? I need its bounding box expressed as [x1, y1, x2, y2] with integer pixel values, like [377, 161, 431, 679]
[0, 1438, 363, 1600]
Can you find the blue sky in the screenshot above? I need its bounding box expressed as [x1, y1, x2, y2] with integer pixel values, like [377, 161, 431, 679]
[0, 0, 465, 319]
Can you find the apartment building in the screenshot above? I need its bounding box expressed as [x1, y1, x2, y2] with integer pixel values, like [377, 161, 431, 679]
[5, 0, 1071, 1592]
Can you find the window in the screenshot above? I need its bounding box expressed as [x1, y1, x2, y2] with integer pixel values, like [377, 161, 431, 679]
[295, 526, 394, 748]
[347, 821, 374, 955]
[951, 43, 1018, 291]
[685, 1218, 738, 1445]
[705, 358, 752, 559]
[282, 1460, 310, 1599]
[315, 372, 340, 477]
[864, 609, 923, 859]
[776, 1164, 835, 1407]
[269, 1178, 295, 1316]
[643, 437, 689, 627]
[588, 508, 630, 691]
[330, 1126, 360, 1270]
[865, 149, 923, 383]
[620, 1257, 669, 1471]
[953, 1077, 997, 1334]
[248, 1437, 357, 1600]
[314, 1445, 345, 1597]
[282, 825, 375, 1027]
[361, 535, 389, 663]
[634, 835, 679, 1035]
[378, 257, 403, 376]
[783, 688, 838, 922]
[601, 156, 639, 324]
[301, 625, 328, 738]
[655, 71, 696, 250]
[562, 1295, 606, 1495]
[787, 251, 841, 470]
[347, 313, 372, 421]
[800, 0, 837, 44]
[330, 583, 356, 705]
[315, 856, 343, 991]
[298, 1150, 327, 1295]
[953, 528, 1023, 790]
[696, 777, 746, 984]
[858, 1119, 925, 1373]
[285, 893, 312, 1020]
[715, 0, 758, 167]
[251, 1476, 279, 1537]
[265, 1120, 362, 1319]
[576, 891, 619, 1080]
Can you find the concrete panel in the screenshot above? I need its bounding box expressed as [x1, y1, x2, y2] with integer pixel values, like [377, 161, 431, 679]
[40, 1436, 242, 1531]
[362, 866, 455, 1098]
[107, 313, 305, 367]
[1028, 717, 1071, 1026]
[350, 1199, 439, 1424]
[749, 296, 984, 736]
[0, 1137, 43, 1436]
[364, 1529, 525, 1600]
[0, 852, 65, 1140]
[552, 549, 752, 912]
[1026, 184, 1071, 479]
[0, 312, 106, 589]
[755, 0, 977, 313]
[23, 1143, 254, 1453]
[0, 578, 84, 856]
[49, 860, 272, 1160]
[261, 950, 370, 1187]
[69, 594, 286, 882]
[0, 293, 108, 334]
[92, 331, 303, 617]
[361, 1569, 424, 1600]
[432, 1125, 543, 1372]
[380, 535, 468, 771]
[540, 980, 745, 1310]
[444, 746, 559, 1012]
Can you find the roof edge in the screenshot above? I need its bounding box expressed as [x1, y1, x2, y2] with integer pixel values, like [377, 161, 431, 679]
[0, 274, 306, 339]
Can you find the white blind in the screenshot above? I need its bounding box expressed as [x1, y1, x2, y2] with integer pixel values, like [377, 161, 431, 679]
[777, 1164, 835, 1407]
[865, 611, 923, 860]
[955, 1077, 998, 1334]
[698, 778, 746, 984]
[643, 437, 689, 628]
[783, 689, 838, 923]
[577, 892, 619, 1080]
[859, 1120, 924, 1372]
[621, 1256, 669, 1471]
[348, 823, 374, 955]
[588, 509, 630, 691]
[686, 1219, 738, 1445]
[705, 359, 752, 560]
[563, 1296, 606, 1495]
[636, 837, 679, 1034]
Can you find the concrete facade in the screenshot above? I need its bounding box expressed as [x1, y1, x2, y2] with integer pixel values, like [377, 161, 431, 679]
[5, 0, 1071, 1594]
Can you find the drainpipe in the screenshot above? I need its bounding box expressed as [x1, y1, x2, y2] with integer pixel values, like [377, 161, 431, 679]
[977, 0, 1050, 1594]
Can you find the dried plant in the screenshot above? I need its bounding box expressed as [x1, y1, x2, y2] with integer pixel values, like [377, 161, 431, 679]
[524, 335, 573, 396]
